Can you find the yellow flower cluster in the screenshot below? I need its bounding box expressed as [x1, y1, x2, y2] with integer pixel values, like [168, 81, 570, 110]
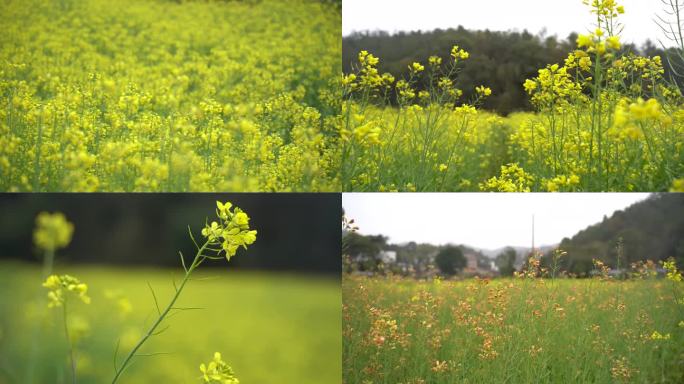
[43, 274, 91, 308]
[649, 331, 671, 340]
[410, 62, 425, 74]
[356, 51, 384, 90]
[671, 179, 684, 192]
[576, 30, 621, 55]
[352, 121, 382, 147]
[202, 201, 257, 260]
[451, 45, 470, 61]
[583, 0, 625, 18]
[543, 174, 581, 192]
[514, 0, 683, 191]
[564, 51, 593, 72]
[612, 98, 671, 140]
[343, 46, 502, 191]
[524, 64, 583, 108]
[33, 212, 74, 252]
[199, 352, 239, 384]
[347, 50, 396, 95]
[661, 258, 682, 282]
[480, 163, 534, 192]
[0, 0, 340, 191]
[476, 86, 492, 97]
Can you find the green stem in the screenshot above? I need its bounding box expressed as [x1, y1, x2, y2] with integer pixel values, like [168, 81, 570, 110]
[27, 249, 56, 382]
[42, 249, 55, 278]
[33, 114, 44, 191]
[111, 240, 209, 383]
[63, 300, 76, 384]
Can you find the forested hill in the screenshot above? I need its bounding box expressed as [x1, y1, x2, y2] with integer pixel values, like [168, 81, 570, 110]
[555, 193, 684, 274]
[343, 28, 678, 115]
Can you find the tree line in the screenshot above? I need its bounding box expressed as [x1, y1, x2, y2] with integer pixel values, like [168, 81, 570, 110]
[342, 231, 492, 277]
[343, 28, 683, 115]
[549, 193, 684, 276]
[343, 193, 684, 278]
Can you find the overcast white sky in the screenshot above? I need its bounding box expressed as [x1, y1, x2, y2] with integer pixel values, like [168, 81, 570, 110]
[343, 0, 672, 47]
[343, 193, 650, 250]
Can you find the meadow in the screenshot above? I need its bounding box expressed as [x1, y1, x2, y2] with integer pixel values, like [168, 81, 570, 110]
[0, 261, 341, 384]
[343, 275, 684, 383]
[341, 0, 684, 192]
[0, 0, 341, 191]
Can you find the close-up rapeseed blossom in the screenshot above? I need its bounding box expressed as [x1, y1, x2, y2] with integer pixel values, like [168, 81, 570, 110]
[202, 201, 257, 259]
[0, 194, 341, 383]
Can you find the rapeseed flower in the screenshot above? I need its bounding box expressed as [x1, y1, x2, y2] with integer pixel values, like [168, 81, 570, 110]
[202, 201, 257, 260]
[523, 79, 537, 94]
[428, 56, 442, 66]
[476, 86, 492, 97]
[410, 62, 425, 73]
[33, 212, 74, 252]
[480, 163, 534, 192]
[577, 34, 594, 49]
[1, 0, 340, 192]
[199, 352, 239, 384]
[650, 331, 671, 340]
[43, 274, 90, 308]
[661, 258, 682, 282]
[607, 36, 621, 50]
[671, 179, 684, 192]
[451, 45, 469, 61]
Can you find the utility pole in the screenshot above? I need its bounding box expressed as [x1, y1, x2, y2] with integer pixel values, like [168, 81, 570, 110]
[531, 214, 535, 257]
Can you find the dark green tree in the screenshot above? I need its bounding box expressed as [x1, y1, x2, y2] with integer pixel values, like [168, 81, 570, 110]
[435, 246, 466, 276]
[343, 233, 388, 272]
[496, 247, 517, 277]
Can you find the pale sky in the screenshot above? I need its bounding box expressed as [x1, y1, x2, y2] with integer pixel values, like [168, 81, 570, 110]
[343, 0, 673, 47]
[343, 193, 651, 250]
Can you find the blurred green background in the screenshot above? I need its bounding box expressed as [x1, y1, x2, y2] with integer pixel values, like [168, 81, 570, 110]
[0, 193, 341, 272]
[0, 193, 341, 383]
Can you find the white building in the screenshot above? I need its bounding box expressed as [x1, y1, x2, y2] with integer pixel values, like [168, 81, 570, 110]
[379, 250, 397, 264]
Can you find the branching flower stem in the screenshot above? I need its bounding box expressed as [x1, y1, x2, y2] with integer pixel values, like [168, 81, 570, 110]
[111, 239, 210, 383]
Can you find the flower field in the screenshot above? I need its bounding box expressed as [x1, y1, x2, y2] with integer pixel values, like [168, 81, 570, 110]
[0, 0, 341, 191]
[0, 262, 341, 383]
[343, 274, 684, 383]
[341, 0, 684, 192]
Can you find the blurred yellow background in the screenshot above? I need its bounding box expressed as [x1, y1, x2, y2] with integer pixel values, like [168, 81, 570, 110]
[0, 262, 341, 383]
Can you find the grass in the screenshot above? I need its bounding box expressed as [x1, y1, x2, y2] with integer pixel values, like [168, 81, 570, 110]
[0, 261, 341, 384]
[343, 275, 684, 383]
